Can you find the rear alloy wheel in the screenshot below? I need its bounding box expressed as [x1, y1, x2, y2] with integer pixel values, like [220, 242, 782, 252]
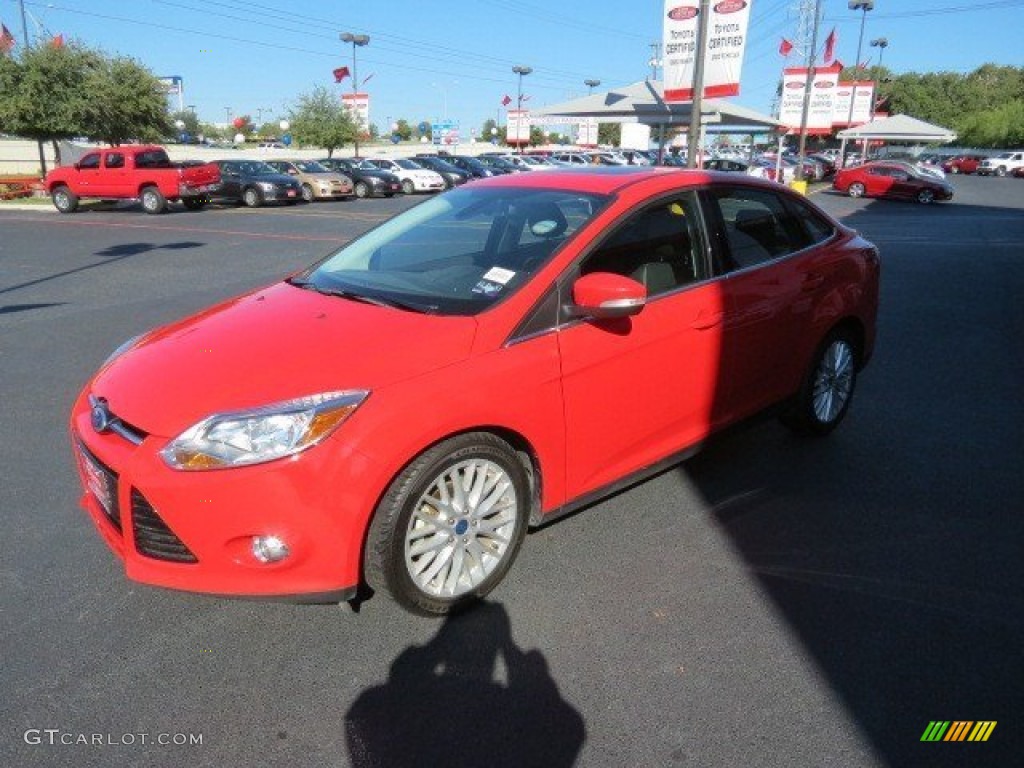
[301, 184, 315, 202]
[783, 330, 858, 436]
[354, 181, 369, 199]
[847, 182, 866, 198]
[402, 179, 415, 195]
[140, 186, 167, 214]
[51, 185, 79, 213]
[366, 433, 530, 616]
[917, 188, 935, 205]
[242, 187, 262, 208]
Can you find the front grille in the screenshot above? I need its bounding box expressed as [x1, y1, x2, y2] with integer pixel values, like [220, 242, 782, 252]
[77, 441, 121, 532]
[131, 490, 198, 563]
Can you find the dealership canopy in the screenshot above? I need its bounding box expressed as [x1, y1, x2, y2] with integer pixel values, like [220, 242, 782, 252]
[836, 114, 957, 143]
[531, 80, 785, 134]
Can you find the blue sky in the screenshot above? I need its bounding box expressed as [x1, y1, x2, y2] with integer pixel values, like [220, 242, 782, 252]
[4, 0, 1023, 135]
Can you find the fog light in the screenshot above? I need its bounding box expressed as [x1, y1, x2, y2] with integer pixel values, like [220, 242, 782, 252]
[252, 535, 290, 563]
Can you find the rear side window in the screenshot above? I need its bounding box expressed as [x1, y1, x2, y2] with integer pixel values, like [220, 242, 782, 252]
[705, 186, 813, 271]
[784, 196, 835, 246]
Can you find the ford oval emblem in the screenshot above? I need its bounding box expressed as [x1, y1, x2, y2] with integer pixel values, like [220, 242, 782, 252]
[714, 0, 747, 13]
[814, 80, 835, 89]
[91, 399, 112, 433]
[668, 6, 699, 21]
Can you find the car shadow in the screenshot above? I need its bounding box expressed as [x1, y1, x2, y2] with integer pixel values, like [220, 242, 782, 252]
[345, 601, 586, 767]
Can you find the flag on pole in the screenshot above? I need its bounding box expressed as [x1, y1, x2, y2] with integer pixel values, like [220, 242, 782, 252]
[0, 23, 16, 53]
[779, 38, 794, 57]
[501, 94, 512, 106]
[823, 28, 837, 64]
[332, 66, 350, 83]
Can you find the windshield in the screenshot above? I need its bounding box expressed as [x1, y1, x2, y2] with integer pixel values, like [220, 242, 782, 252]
[236, 161, 279, 175]
[295, 160, 331, 173]
[396, 159, 425, 170]
[353, 159, 379, 170]
[299, 186, 609, 315]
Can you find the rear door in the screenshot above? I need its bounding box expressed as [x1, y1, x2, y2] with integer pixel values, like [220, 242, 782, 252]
[99, 151, 130, 197]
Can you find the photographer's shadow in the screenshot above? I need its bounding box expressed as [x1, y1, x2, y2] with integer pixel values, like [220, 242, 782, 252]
[345, 601, 586, 767]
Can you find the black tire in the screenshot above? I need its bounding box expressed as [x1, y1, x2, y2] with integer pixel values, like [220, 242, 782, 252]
[365, 432, 530, 616]
[847, 182, 866, 199]
[51, 185, 78, 213]
[354, 181, 369, 199]
[917, 189, 935, 205]
[996, 166, 1007, 177]
[401, 179, 415, 195]
[301, 183, 315, 202]
[140, 186, 166, 214]
[182, 197, 206, 211]
[783, 329, 858, 436]
[242, 187, 262, 208]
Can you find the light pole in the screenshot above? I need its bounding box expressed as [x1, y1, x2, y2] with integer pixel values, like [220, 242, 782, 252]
[512, 65, 532, 153]
[340, 32, 370, 156]
[840, 1, 874, 169]
[584, 79, 601, 94]
[224, 106, 231, 126]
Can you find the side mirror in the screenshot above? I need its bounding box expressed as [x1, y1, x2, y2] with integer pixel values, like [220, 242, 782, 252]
[571, 272, 646, 320]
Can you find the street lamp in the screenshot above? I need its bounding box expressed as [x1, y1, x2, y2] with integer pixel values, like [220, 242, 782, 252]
[584, 79, 601, 94]
[340, 32, 370, 156]
[840, 0, 874, 169]
[512, 65, 532, 153]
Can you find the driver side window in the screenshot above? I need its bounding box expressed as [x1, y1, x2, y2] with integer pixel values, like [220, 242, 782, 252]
[579, 195, 703, 297]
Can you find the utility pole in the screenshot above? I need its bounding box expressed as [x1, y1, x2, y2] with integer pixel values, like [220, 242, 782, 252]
[795, 0, 823, 180]
[686, 0, 711, 168]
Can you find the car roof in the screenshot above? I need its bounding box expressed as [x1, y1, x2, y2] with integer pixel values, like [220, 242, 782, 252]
[463, 166, 774, 196]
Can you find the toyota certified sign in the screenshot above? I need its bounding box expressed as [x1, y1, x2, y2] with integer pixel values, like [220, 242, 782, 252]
[667, 5, 699, 20]
[714, 0, 747, 12]
[814, 80, 835, 89]
[786, 81, 804, 89]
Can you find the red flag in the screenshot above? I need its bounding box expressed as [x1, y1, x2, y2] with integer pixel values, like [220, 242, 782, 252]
[823, 28, 837, 64]
[779, 38, 793, 57]
[501, 94, 511, 106]
[332, 66, 350, 83]
[0, 24, 16, 53]
[49, 34, 64, 49]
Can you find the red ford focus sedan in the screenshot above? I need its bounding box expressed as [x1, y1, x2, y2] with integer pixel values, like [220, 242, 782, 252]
[71, 168, 880, 615]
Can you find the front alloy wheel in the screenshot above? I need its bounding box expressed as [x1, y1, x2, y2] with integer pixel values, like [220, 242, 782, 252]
[847, 182, 866, 198]
[917, 189, 935, 205]
[366, 433, 529, 615]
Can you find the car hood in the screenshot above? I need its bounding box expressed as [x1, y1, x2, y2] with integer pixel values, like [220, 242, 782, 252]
[92, 282, 478, 437]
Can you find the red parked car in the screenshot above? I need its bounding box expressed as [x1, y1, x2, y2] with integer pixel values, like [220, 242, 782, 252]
[834, 161, 954, 204]
[941, 155, 985, 175]
[71, 168, 880, 615]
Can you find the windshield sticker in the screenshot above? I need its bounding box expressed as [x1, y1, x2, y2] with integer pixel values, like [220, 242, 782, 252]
[482, 267, 516, 284]
[472, 280, 504, 297]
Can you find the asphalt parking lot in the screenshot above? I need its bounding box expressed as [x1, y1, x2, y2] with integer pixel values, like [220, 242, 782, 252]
[2, 175, 1022, 767]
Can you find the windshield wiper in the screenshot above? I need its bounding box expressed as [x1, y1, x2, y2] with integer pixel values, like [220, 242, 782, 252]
[287, 278, 438, 313]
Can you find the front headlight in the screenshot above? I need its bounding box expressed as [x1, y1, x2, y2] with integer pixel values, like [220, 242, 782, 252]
[161, 390, 369, 471]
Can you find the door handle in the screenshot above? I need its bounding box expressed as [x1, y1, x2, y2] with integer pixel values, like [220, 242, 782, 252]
[691, 310, 723, 330]
[801, 273, 825, 292]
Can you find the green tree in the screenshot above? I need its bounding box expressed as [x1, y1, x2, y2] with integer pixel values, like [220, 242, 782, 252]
[171, 109, 201, 137]
[82, 54, 171, 145]
[0, 41, 172, 170]
[394, 119, 413, 141]
[598, 123, 620, 146]
[288, 85, 357, 156]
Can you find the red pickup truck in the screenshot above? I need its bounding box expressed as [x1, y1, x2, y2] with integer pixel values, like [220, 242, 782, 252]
[45, 145, 220, 214]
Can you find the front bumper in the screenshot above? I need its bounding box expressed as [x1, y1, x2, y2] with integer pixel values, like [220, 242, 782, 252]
[70, 391, 376, 599]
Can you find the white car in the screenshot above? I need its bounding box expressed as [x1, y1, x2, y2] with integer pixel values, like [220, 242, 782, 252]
[366, 158, 445, 193]
[977, 151, 1024, 177]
